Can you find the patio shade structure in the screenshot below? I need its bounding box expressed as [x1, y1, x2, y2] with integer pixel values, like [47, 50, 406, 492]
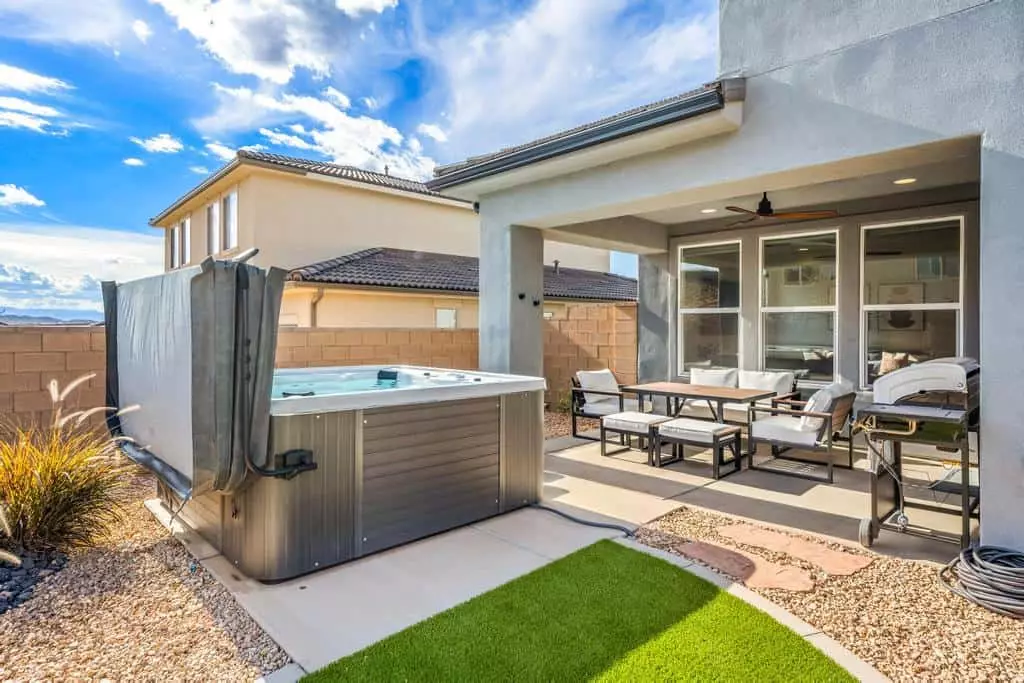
[426, 0, 1024, 552]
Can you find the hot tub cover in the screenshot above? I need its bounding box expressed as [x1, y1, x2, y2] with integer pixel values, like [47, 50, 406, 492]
[103, 258, 285, 499]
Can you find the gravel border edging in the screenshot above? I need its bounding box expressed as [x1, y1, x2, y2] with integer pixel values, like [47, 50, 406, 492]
[615, 537, 890, 683]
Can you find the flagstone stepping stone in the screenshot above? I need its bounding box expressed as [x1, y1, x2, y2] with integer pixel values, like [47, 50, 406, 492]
[676, 541, 814, 592]
[718, 524, 873, 576]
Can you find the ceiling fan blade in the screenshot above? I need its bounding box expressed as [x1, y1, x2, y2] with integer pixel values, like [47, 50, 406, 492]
[726, 215, 760, 228]
[772, 210, 840, 220]
[725, 206, 757, 215]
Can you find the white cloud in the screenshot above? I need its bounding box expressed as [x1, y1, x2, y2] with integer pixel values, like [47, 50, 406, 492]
[427, 0, 717, 158]
[196, 83, 434, 179]
[0, 223, 162, 313]
[205, 142, 236, 161]
[151, 0, 398, 84]
[0, 0, 132, 46]
[322, 86, 350, 108]
[132, 19, 153, 44]
[0, 63, 71, 94]
[123, 157, 145, 166]
[360, 96, 378, 110]
[0, 185, 45, 209]
[189, 165, 210, 175]
[0, 96, 60, 117]
[416, 123, 447, 143]
[130, 133, 184, 153]
[0, 111, 51, 133]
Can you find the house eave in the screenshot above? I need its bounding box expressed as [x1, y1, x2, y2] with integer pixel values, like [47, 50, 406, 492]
[427, 80, 744, 198]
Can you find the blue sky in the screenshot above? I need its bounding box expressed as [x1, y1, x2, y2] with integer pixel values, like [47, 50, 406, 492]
[0, 0, 717, 318]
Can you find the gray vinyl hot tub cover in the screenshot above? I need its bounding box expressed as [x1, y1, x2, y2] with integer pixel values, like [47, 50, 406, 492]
[103, 258, 284, 498]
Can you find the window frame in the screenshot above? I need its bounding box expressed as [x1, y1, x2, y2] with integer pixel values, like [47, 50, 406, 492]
[206, 202, 220, 255]
[169, 224, 179, 268]
[677, 239, 743, 374]
[858, 215, 965, 389]
[758, 228, 840, 383]
[180, 217, 191, 266]
[221, 190, 238, 250]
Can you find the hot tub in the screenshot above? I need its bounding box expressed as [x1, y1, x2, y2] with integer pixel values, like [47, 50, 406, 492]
[164, 365, 546, 581]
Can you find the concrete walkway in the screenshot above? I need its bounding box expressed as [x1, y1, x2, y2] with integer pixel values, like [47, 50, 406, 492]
[149, 432, 903, 681]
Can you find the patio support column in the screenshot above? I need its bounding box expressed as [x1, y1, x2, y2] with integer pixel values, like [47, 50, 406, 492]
[637, 253, 674, 382]
[478, 217, 544, 377]
[979, 146, 1024, 551]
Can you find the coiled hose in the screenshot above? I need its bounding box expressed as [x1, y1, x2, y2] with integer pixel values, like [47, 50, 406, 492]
[940, 546, 1024, 619]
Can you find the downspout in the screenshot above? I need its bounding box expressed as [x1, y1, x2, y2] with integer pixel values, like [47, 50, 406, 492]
[310, 287, 325, 328]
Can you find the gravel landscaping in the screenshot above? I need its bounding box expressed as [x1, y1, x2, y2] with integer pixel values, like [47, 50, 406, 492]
[544, 409, 596, 439]
[639, 506, 1024, 682]
[0, 470, 289, 680]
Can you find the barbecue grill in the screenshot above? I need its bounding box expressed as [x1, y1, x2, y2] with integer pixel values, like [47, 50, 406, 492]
[854, 358, 980, 548]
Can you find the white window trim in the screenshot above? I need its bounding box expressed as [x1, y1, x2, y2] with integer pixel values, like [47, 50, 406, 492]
[169, 225, 179, 268]
[858, 215, 965, 389]
[758, 228, 840, 383]
[678, 239, 743, 373]
[180, 217, 191, 266]
[207, 202, 220, 255]
[221, 189, 238, 250]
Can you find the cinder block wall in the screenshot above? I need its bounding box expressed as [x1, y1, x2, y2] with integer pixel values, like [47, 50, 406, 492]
[0, 302, 637, 425]
[0, 326, 107, 426]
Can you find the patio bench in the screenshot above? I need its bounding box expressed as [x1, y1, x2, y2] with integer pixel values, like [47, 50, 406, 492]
[652, 418, 742, 479]
[600, 411, 672, 464]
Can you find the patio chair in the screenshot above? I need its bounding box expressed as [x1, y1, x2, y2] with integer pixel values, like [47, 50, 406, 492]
[570, 369, 641, 441]
[747, 382, 856, 484]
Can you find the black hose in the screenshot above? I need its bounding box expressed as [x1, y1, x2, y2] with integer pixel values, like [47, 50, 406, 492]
[939, 546, 1024, 619]
[529, 503, 635, 538]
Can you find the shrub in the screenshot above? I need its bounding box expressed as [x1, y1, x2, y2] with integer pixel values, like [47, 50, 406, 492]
[0, 374, 130, 551]
[0, 505, 19, 566]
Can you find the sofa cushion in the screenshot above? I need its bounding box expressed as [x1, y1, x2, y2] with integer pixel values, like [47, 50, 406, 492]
[602, 411, 671, 433]
[799, 382, 851, 432]
[690, 367, 738, 388]
[658, 418, 739, 445]
[751, 415, 819, 447]
[738, 370, 794, 397]
[580, 398, 639, 416]
[576, 369, 619, 405]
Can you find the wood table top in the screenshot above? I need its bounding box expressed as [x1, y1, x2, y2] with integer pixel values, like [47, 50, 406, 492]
[622, 382, 776, 402]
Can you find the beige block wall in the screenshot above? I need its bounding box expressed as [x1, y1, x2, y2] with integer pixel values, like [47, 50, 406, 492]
[0, 327, 107, 427]
[0, 303, 636, 426]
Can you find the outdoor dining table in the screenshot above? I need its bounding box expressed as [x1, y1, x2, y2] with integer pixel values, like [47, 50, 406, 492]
[621, 382, 776, 421]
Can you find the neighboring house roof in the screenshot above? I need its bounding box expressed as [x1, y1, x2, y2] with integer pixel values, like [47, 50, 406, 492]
[288, 247, 638, 302]
[150, 150, 466, 226]
[428, 80, 743, 191]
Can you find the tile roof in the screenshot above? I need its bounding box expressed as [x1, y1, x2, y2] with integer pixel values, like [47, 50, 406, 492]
[288, 248, 637, 302]
[237, 150, 455, 199]
[431, 82, 724, 181]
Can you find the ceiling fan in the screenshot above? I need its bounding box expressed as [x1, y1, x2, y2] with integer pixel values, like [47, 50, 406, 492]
[725, 192, 838, 228]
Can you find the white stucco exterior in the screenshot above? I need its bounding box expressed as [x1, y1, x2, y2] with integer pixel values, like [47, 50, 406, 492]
[448, 0, 1024, 549]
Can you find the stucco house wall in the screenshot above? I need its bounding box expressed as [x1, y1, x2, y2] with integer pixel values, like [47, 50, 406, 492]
[455, 0, 1024, 548]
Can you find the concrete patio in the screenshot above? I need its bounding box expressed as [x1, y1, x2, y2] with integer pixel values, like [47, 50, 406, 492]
[544, 432, 973, 565]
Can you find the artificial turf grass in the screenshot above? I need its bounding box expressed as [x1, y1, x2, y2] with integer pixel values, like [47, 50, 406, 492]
[304, 540, 853, 682]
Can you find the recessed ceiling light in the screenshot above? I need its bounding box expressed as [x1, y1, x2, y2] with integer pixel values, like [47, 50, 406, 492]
[893, 177, 917, 185]
[798, 247, 809, 252]
[700, 208, 718, 214]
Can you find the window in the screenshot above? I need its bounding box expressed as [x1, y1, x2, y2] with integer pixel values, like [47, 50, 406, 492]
[678, 242, 740, 371]
[761, 231, 837, 382]
[861, 217, 962, 386]
[169, 225, 179, 268]
[180, 217, 191, 265]
[435, 308, 457, 329]
[206, 202, 220, 254]
[222, 191, 238, 250]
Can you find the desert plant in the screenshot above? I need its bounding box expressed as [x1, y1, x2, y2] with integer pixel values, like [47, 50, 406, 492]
[0, 504, 20, 566]
[0, 373, 131, 551]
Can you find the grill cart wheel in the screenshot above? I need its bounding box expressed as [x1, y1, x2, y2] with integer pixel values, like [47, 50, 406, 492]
[858, 518, 877, 548]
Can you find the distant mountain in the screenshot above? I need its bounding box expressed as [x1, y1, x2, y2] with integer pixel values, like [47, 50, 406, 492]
[0, 312, 102, 326]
